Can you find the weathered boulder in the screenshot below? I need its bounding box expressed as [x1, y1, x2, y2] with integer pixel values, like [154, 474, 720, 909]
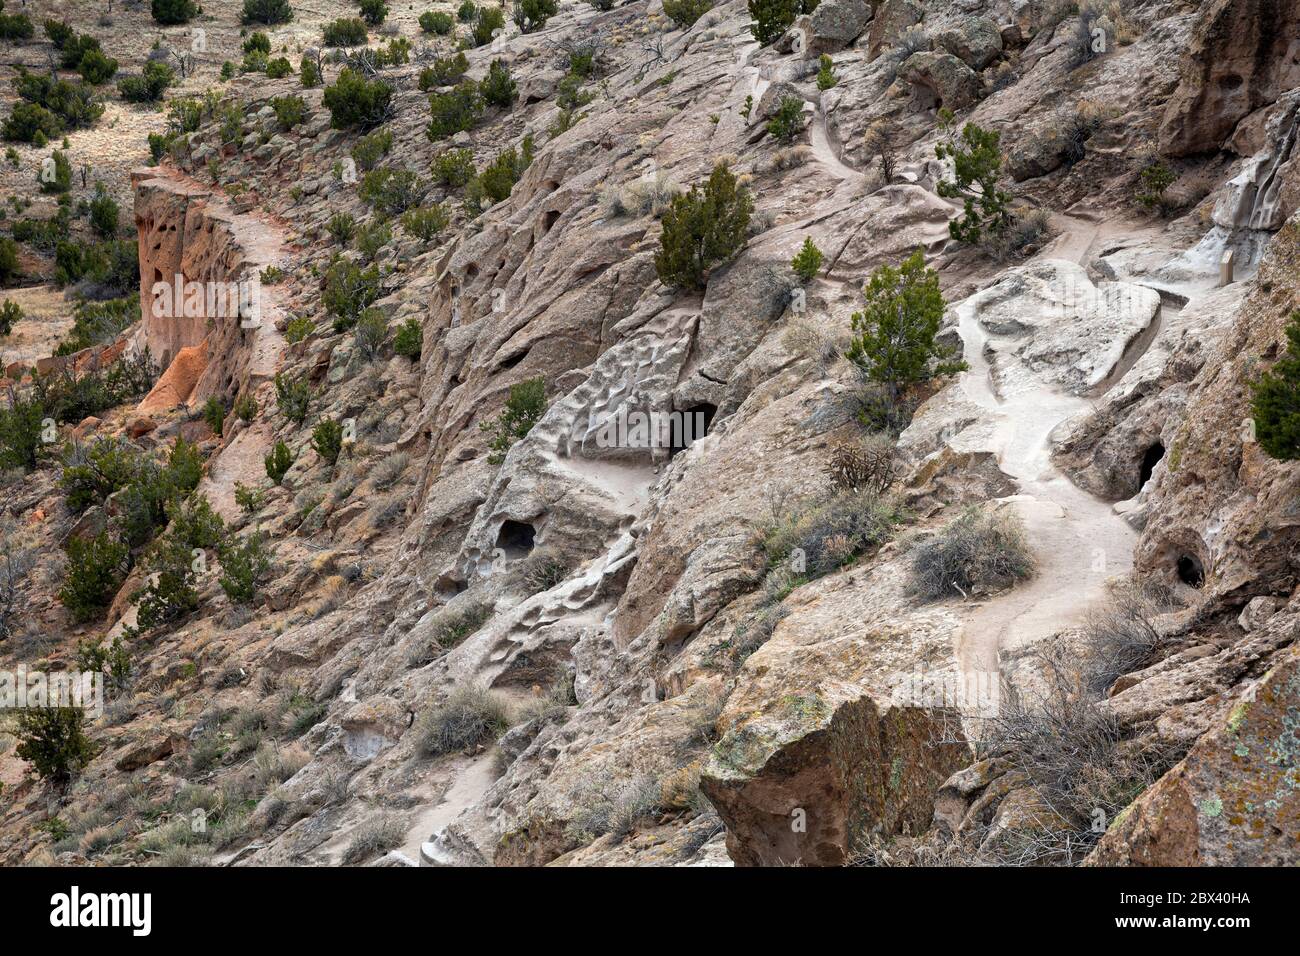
[866, 0, 924, 60]
[932, 16, 1003, 71]
[898, 51, 983, 112]
[794, 0, 874, 57]
[137, 343, 207, 413]
[1159, 0, 1300, 157]
[1089, 641, 1300, 865]
[701, 682, 969, 866]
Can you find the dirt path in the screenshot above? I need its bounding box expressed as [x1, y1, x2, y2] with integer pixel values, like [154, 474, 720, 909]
[407, 752, 499, 865]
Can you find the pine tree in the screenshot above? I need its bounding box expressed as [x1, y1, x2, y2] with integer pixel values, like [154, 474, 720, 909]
[935, 121, 1013, 244]
[791, 237, 823, 282]
[1251, 310, 1300, 460]
[654, 162, 752, 290]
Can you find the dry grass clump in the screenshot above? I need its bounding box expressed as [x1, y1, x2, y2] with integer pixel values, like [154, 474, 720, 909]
[826, 434, 897, 496]
[908, 507, 1033, 600]
[414, 686, 512, 758]
[518, 547, 570, 594]
[1079, 579, 1175, 694]
[601, 172, 681, 218]
[343, 814, 407, 864]
[764, 488, 899, 580]
[564, 774, 664, 845]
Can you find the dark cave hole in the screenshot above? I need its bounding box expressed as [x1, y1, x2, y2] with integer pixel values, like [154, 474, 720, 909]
[496, 520, 536, 558]
[670, 403, 717, 458]
[1139, 442, 1165, 488]
[1176, 554, 1204, 588]
[542, 209, 561, 233]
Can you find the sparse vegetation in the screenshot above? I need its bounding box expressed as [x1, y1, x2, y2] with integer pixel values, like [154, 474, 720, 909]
[1250, 309, 1300, 460]
[480, 376, 547, 464]
[654, 162, 752, 290]
[414, 686, 511, 757]
[908, 507, 1034, 600]
[12, 708, 94, 785]
[791, 237, 822, 282]
[265, 440, 294, 484]
[936, 120, 1013, 244]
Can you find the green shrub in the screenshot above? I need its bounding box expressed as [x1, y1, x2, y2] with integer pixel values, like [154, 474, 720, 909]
[419, 52, 469, 90]
[38, 149, 72, 194]
[322, 17, 369, 47]
[265, 440, 294, 484]
[241, 49, 270, 74]
[414, 686, 511, 757]
[233, 393, 258, 422]
[394, 317, 422, 360]
[61, 437, 138, 512]
[11, 70, 104, 132]
[0, 238, 20, 285]
[326, 212, 356, 244]
[427, 81, 484, 140]
[265, 57, 294, 80]
[354, 307, 388, 361]
[663, 0, 713, 28]
[0, 12, 35, 43]
[1135, 161, 1176, 212]
[2, 102, 63, 143]
[88, 187, 118, 238]
[511, 0, 557, 32]
[322, 69, 392, 130]
[354, 220, 392, 260]
[766, 95, 804, 143]
[219, 531, 272, 603]
[908, 507, 1034, 600]
[749, 0, 812, 45]
[471, 6, 506, 47]
[312, 418, 344, 465]
[78, 50, 119, 86]
[458, 0, 478, 21]
[202, 396, 226, 436]
[133, 535, 200, 630]
[935, 120, 1013, 243]
[271, 94, 306, 129]
[845, 249, 965, 424]
[432, 148, 476, 188]
[234, 481, 265, 514]
[59, 532, 129, 621]
[115, 61, 174, 104]
[151, 0, 199, 25]
[791, 236, 822, 282]
[401, 203, 450, 241]
[1251, 309, 1300, 460]
[763, 488, 898, 580]
[274, 372, 312, 424]
[167, 493, 226, 551]
[653, 162, 752, 290]
[351, 129, 393, 170]
[481, 376, 546, 464]
[0, 298, 22, 335]
[420, 10, 454, 33]
[242, 0, 295, 25]
[360, 166, 425, 216]
[816, 54, 837, 90]
[13, 709, 94, 784]
[299, 54, 320, 88]
[359, 0, 388, 25]
[480, 59, 516, 109]
[324, 259, 381, 330]
[243, 32, 272, 55]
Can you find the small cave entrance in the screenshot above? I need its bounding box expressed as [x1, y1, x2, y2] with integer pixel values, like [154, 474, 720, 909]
[1139, 442, 1165, 488]
[1176, 554, 1205, 588]
[670, 403, 717, 458]
[495, 519, 536, 558]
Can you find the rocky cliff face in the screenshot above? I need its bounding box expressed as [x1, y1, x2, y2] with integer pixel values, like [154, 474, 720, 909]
[3, 0, 1298, 868]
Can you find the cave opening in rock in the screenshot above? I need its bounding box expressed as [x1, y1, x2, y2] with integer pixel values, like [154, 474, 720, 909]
[1139, 442, 1165, 488]
[670, 403, 717, 458]
[542, 209, 561, 233]
[1177, 554, 1204, 588]
[495, 519, 536, 558]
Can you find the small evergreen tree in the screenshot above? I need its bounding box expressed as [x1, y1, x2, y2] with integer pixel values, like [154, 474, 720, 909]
[242, 0, 295, 25]
[512, 0, 558, 32]
[481, 59, 516, 109]
[481, 377, 547, 464]
[265, 439, 294, 484]
[654, 162, 752, 290]
[845, 249, 966, 425]
[14, 708, 94, 784]
[312, 418, 344, 465]
[935, 121, 1013, 244]
[151, 0, 199, 25]
[791, 237, 822, 282]
[1251, 310, 1300, 460]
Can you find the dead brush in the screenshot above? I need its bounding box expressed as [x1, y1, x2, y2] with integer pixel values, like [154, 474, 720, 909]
[826, 434, 898, 496]
[908, 507, 1034, 600]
